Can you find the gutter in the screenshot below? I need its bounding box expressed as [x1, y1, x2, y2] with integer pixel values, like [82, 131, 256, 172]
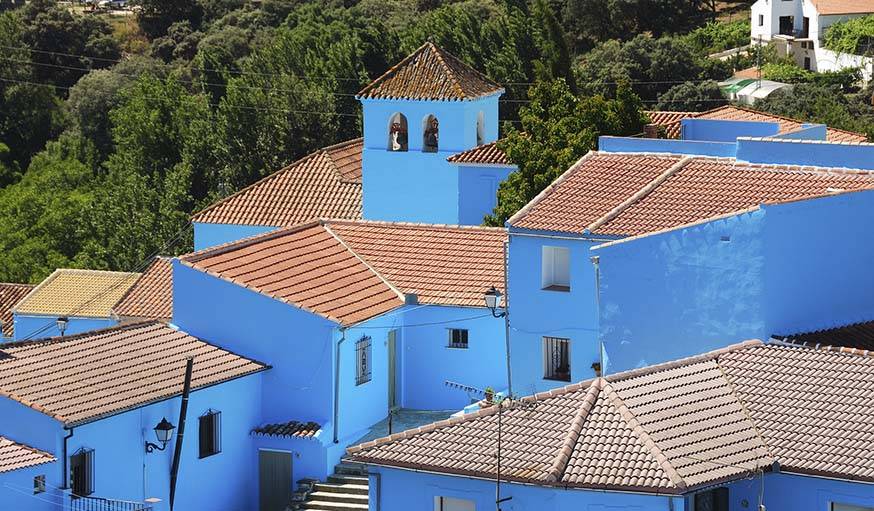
[61, 427, 74, 489]
[333, 328, 347, 444]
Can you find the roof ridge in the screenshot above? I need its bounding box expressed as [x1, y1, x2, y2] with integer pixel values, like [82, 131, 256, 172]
[713, 355, 777, 462]
[182, 220, 321, 263]
[544, 378, 603, 483]
[605, 339, 763, 383]
[322, 223, 407, 304]
[0, 282, 34, 288]
[507, 151, 598, 227]
[427, 42, 466, 99]
[769, 337, 874, 358]
[602, 381, 686, 490]
[323, 217, 508, 233]
[0, 319, 162, 350]
[586, 156, 692, 234]
[356, 42, 431, 99]
[110, 257, 168, 317]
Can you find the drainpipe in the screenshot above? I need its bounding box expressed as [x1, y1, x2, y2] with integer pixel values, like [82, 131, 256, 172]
[169, 357, 194, 511]
[502, 240, 513, 397]
[61, 427, 74, 489]
[333, 328, 347, 444]
[591, 256, 605, 377]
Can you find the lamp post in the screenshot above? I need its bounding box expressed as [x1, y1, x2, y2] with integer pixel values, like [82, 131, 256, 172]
[56, 316, 69, 336]
[484, 286, 505, 318]
[484, 282, 512, 396]
[145, 418, 176, 453]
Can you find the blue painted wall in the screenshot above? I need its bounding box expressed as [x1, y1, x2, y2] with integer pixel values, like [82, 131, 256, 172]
[594, 190, 874, 372]
[360, 94, 503, 225]
[457, 164, 514, 225]
[680, 118, 780, 141]
[12, 315, 116, 341]
[771, 123, 827, 140]
[366, 466, 686, 511]
[193, 222, 278, 251]
[725, 472, 874, 511]
[0, 461, 60, 511]
[598, 136, 737, 157]
[506, 231, 604, 396]
[737, 137, 874, 170]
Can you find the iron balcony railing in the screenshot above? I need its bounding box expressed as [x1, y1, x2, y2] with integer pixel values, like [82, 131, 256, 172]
[70, 495, 152, 511]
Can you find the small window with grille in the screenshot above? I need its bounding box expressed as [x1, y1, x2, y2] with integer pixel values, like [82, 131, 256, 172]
[543, 337, 571, 381]
[70, 448, 94, 497]
[33, 475, 45, 494]
[448, 329, 469, 349]
[356, 336, 372, 385]
[199, 410, 221, 459]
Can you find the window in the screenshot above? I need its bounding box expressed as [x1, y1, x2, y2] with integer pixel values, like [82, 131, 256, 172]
[388, 112, 408, 152]
[423, 114, 439, 152]
[435, 496, 475, 511]
[476, 111, 484, 146]
[70, 448, 94, 497]
[199, 410, 221, 459]
[448, 329, 469, 349]
[541, 246, 570, 291]
[33, 475, 45, 494]
[543, 337, 571, 381]
[758, 14, 764, 26]
[356, 336, 372, 385]
[694, 487, 728, 511]
[804, 56, 811, 69]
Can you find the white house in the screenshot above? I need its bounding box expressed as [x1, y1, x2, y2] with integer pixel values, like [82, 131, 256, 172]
[750, 0, 874, 79]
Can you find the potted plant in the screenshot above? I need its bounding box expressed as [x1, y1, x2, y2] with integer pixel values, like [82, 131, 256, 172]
[484, 387, 495, 405]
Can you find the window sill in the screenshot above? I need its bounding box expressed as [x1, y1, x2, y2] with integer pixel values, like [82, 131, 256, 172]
[544, 375, 571, 382]
[356, 379, 371, 387]
[447, 345, 469, 350]
[199, 451, 221, 460]
[542, 285, 571, 293]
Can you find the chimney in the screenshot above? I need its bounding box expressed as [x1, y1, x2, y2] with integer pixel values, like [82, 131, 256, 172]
[643, 124, 661, 139]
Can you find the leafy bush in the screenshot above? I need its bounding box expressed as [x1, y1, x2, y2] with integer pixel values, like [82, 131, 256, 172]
[681, 19, 751, 55]
[824, 14, 874, 55]
[655, 80, 727, 111]
[761, 62, 814, 83]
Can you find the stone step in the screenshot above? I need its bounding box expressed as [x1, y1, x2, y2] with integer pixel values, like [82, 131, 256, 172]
[313, 482, 369, 495]
[327, 474, 368, 485]
[334, 463, 368, 476]
[307, 491, 368, 504]
[298, 500, 369, 511]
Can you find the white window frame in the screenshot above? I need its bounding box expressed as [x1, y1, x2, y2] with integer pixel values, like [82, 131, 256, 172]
[447, 328, 469, 349]
[541, 246, 570, 291]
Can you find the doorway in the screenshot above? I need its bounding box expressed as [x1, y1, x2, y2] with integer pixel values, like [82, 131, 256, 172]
[259, 450, 292, 511]
[388, 329, 398, 409]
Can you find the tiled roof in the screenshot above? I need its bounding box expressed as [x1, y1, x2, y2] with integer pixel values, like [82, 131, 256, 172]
[0, 437, 55, 473]
[192, 139, 362, 227]
[774, 320, 874, 351]
[508, 152, 685, 233]
[349, 341, 874, 491]
[447, 141, 512, 166]
[113, 257, 173, 321]
[592, 158, 874, 236]
[327, 220, 507, 308]
[356, 42, 504, 101]
[252, 420, 321, 439]
[0, 321, 267, 426]
[810, 0, 874, 15]
[510, 153, 874, 236]
[646, 106, 868, 142]
[183, 220, 507, 324]
[182, 222, 404, 326]
[0, 283, 34, 337]
[14, 269, 140, 319]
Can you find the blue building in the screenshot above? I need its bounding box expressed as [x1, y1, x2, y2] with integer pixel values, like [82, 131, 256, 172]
[0, 321, 268, 511]
[11, 269, 140, 341]
[191, 43, 514, 252]
[347, 341, 874, 511]
[174, 219, 509, 484]
[504, 119, 874, 394]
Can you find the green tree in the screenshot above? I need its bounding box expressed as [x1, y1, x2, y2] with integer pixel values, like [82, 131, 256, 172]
[133, 0, 203, 38]
[486, 79, 647, 225]
[655, 80, 726, 111]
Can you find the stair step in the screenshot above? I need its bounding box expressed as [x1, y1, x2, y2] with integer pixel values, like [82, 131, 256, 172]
[327, 474, 368, 485]
[334, 463, 368, 476]
[307, 491, 368, 504]
[313, 483, 369, 495]
[298, 501, 369, 511]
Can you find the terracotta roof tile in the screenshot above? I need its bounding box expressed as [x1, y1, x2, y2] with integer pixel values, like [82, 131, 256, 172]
[810, 0, 874, 15]
[0, 283, 34, 337]
[593, 158, 874, 236]
[326, 220, 506, 308]
[0, 321, 267, 426]
[508, 152, 685, 233]
[192, 139, 362, 227]
[349, 341, 874, 490]
[646, 106, 868, 142]
[447, 141, 512, 166]
[112, 257, 173, 321]
[14, 269, 140, 319]
[774, 320, 874, 351]
[357, 42, 503, 101]
[182, 222, 404, 326]
[252, 420, 321, 439]
[0, 437, 55, 473]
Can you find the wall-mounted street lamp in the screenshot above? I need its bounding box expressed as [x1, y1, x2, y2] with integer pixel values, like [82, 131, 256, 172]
[56, 316, 69, 336]
[145, 418, 176, 453]
[484, 286, 506, 318]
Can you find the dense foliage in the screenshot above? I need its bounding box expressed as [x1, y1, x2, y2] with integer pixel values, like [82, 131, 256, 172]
[824, 14, 874, 55]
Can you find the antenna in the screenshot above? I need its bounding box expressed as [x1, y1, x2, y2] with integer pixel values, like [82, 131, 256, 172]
[445, 381, 537, 511]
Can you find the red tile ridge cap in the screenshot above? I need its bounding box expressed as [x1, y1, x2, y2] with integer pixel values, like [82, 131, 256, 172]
[769, 337, 874, 358]
[428, 42, 466, 100]
[586, 156, 693, 234]
[322, 217, 507, 233]
[602, 381, 686, 490]
[544, 378, 604, 483]
[739, 136, 874, 147]
[507, 151, 598, 227]
[182, 220, 322, 263]
[714, 358, 778, 462]
[322, 223, 407, 305]
[726, 105, 867, 139]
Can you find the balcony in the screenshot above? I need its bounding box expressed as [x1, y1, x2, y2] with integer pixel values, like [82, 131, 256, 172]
[69, 495, 153, 511]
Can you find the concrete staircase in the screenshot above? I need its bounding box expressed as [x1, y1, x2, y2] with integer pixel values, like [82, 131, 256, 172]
[290, 463, 369, 511]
